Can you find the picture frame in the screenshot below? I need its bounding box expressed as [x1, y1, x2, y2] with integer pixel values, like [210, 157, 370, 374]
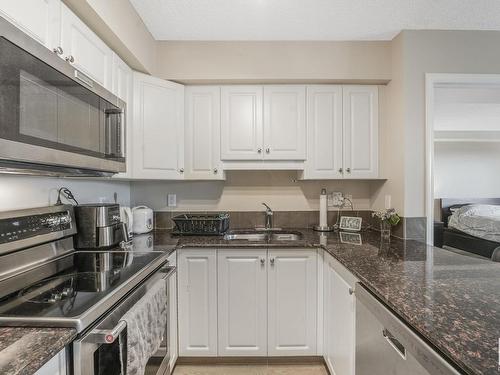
[339, 216, 362, 232]
[340, 231, 362, 245]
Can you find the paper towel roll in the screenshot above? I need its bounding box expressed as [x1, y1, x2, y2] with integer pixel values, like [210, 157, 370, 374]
[319, 189, 327, 227]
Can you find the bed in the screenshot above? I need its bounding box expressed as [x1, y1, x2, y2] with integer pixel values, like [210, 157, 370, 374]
[437, 198, 500, 259]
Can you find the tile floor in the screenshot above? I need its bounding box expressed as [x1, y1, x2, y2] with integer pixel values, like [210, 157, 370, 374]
[173, 364, 328, 375]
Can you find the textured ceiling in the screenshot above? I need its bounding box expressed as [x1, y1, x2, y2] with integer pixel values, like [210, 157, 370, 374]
[130, 0, 500, 41]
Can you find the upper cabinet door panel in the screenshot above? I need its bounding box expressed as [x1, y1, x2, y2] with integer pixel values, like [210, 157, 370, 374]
[60, 4, 113, 90]
[221, 86, 263, 160]
[263, 86, 306, 160]
[185, 86, 223, 180]
[303, 85, 343, 179]
[343, 86, 379, 179]
[133, 72, 184, 179]
[0, 0, 60, 50]
[112, 53, 132, 102]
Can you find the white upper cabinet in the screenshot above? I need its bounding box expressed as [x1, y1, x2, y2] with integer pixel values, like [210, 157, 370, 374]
[263, 86, 306, 160]
[133, 72, 185, 179]
[112, 54, 133, 178]
[343, 85, 379, 178]
[303, 85, 343, 179]
[185, 86, 224, 180]
[0, 0, 61, 51]
[217, 249, 268, 356]
[268, 249, 317, 356]
[60, 4, 113, 90]
[221, 86, 263, 160]
[177, 249, 218, 357]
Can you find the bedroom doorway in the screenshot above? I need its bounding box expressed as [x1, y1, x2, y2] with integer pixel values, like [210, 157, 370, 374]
[425, 74, 500, 246]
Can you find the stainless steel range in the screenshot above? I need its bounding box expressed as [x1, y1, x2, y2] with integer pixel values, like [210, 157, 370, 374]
[0, 205, 174, 375]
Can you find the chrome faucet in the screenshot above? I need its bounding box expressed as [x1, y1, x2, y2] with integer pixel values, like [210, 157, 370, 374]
[262, 203, 273, 229]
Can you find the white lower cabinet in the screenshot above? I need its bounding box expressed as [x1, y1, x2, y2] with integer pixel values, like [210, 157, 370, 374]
[168, 252, 178, 369]
[268, 249, 318, 356]
[217, 249, 267, 356]
[35, 349, 66, 375]
[177, 249, 217, 356]
[324, 253, 357, 375]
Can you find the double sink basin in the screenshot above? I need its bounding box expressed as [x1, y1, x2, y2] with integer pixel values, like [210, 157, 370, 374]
[223, 229, 303, 242]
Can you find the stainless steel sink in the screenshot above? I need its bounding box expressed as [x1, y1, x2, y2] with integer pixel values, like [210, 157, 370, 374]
[223, 230, 303, 241]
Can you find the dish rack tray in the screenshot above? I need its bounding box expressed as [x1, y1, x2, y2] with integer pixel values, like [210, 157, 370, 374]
[172, 213, 230, 235]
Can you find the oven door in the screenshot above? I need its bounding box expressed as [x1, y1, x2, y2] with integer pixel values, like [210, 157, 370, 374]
[73, 266, 174, 375]
[0, 17, 125, 174]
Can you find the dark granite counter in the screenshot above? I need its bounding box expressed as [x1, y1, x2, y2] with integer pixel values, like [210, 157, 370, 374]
[0, 327, 76, 375]
[153, 228, 500, 375]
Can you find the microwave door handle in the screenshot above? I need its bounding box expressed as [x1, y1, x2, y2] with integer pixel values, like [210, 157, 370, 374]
[105, 109, 124, 158]
[89, 320, 127, 344]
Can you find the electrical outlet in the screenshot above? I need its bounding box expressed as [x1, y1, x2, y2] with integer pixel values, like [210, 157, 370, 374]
[385, 194, 392, 209]
[167, 194, 177, 207]
[330, 192, 344, 207]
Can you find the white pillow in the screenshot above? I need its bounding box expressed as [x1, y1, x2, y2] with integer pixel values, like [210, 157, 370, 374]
[454, 204, 500, 218]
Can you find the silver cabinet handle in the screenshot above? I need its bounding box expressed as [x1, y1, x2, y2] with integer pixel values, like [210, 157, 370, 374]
[382, 329, 407, 359]
[339, 168, 343, 173]
[270, 257, 275, 265]
[266, 148, 270, 153]
[53, 46, 63, 55]
[257, 148, 262, 154]
[65, 55, 75, 63]
[213, 168, 218, 174]
[260, 258, 265, 265]
[346, 167, 351, 173]
[89, 321, 126, 344]
[179, 168, 184, 173]
[348, 287, 354, 295]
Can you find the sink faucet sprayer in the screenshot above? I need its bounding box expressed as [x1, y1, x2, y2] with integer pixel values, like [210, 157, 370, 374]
[262, 203, 273, 229]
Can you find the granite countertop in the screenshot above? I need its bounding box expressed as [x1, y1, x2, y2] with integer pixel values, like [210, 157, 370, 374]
[152, 228, 500, 375]
[0, 327, 76, 375]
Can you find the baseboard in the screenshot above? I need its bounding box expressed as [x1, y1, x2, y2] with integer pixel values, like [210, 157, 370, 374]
[177, 356, 325, 366]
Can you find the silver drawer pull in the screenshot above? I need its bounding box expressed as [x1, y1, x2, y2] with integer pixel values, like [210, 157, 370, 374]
[74, 70, 94, 88]
[382, 329, 406, 359]
[90, 321, 126, 344]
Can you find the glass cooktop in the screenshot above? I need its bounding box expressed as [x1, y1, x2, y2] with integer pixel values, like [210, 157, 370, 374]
[0, 251, 168, 324]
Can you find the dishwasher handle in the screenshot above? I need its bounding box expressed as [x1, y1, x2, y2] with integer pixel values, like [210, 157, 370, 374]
[383, 328, 407, 359]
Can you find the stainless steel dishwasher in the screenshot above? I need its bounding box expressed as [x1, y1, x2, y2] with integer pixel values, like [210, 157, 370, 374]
[355, 284, 461, 375]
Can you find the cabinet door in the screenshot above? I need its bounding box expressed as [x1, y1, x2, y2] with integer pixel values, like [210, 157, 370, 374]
[168, 252, 178, 370]
[303, 85, 343, 179]
[325, 257, 355, 375]
[268, 249, 317, 356]
[0, 0, 60, 51]
[112, 54, 133, 178]
[60, 4, 113, 90]
[263, 85, 306, 160]
[177, 249, 217, 356]
[343, 85, 379, 179]
[217, 249, 267, 356]
[34, 348, 66, 375]
[133, 72, 185, 180]
[185, 86, 224, 180]
[221, 86, 263, 160]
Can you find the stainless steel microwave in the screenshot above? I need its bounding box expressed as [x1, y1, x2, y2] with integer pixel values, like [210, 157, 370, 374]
[0, 16, 126, 176]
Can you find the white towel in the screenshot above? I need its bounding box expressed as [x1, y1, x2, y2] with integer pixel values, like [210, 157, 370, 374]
[120, 278, 167, 375]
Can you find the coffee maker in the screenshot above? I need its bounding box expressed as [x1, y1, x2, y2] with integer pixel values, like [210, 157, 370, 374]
[73, 203, 130, 249]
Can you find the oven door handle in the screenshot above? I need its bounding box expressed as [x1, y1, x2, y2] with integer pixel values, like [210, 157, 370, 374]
[88, 320, 127, 344]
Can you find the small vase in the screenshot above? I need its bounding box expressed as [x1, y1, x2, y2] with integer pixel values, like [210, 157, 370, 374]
[380, 221, 391, 240]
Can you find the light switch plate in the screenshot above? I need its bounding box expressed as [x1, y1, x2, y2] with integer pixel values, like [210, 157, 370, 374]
[167, 194, 177, 207]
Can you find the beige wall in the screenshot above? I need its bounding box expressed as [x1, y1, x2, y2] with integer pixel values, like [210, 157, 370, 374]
[402, 30, 500, 217]
[64, 0, 157, 73]
[154, 41, 391, 83]
[130, 171, 381, 212]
